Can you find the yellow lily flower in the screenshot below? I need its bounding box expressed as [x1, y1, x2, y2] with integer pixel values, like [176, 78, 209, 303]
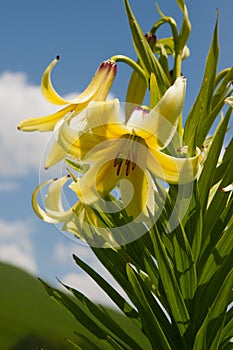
[51, 77, 201, 218]
[17, 57, 117, 132]
[32, 175, 121, 245]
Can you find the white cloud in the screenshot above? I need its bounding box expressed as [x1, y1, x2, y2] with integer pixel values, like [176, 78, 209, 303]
[0, 70, 115, 179]
[0, 71, 58, 177]
[53, 241, 94, 265]
[62, 272, 117, 306]
[0, 180, 19, 192]
[0, 218, 37, 274]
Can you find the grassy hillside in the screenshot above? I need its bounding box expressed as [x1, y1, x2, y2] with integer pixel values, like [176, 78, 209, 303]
[0, 262, 91, 350]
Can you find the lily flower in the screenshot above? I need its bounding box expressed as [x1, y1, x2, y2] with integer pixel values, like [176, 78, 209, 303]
[17, 56, 117, 132]
[51, 77, 200, 217]
[32, 175, 123, 245]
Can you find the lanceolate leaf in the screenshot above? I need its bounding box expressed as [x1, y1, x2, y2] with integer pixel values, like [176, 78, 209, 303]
[150, 224, 191, 342]
[126, 263, 173, 350]
[198, 107, 231, 213]
[204, 157, 233, 236]
[124, 0, 170, 95]
[72, 254, 141, 328]
[193, 267, 233, 350]
[221, 307, 233, 346]
[61, 282, 143, 350]
[184, 16, 219, 152]
[182, 182, 203, 262]
[39, 279, 108, 340]
[172, 223, 197, 302]
[198, 223, 233, 285]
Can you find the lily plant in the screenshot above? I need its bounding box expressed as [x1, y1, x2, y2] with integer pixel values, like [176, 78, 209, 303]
[18, 0, 232, 349]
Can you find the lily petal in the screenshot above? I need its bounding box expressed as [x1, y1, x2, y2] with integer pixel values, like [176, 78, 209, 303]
[137, 76, 186, 148]
[55, 117, 106, 162]
[41, 56, 70, 105]
[70, 159, 119, 204]
[17, 104, 74, 132]
[45, 140, 67, 169]
[148, 147, 201, 184]
[85, 99, 129, 138]
[32, 176, 75, 223]
[120, 166, 150, 218]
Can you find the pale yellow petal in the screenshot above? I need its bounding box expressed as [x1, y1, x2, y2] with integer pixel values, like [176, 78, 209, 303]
[32, 176, 75, 223]
[41, 56, 70, 105]
[137, 76, 186, 148]
[148, 147, 201, 184]
[45, 140, 67, 169]
[17, 104, 74, 132]
[56, 118, 106, 161]
[69, 60, 117, 104]
[70, 160, 119, 204]
[120, 166, 150, 218]
[85, 100, 129, 138]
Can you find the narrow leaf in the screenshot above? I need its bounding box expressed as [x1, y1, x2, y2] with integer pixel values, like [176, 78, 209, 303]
[150, 224, 191, 341]
[198, 108, 231, 213]
[72, 254, 141, 328]
[193, 267, 233, 350]
[126, 263, 173, 350]
[184, 16, 219, 152]
[124, 0, 170, 95]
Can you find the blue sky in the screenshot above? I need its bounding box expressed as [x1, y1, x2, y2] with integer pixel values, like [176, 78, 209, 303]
[0, 0, 232, 305]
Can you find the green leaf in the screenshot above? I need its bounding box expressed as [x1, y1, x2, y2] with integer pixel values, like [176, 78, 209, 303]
[124, 0, 170, 95]
[38, 279, 108, 340]
[204, 156, 233, 236]
[193, 226, 233, 330]
[184, 16, 219, 152]
[221, 307, 233, 347]
[61, 282, 143, 350]
[172, 223, 197, 302]
[126, 263, 173, 350]
[72, 254, 141, 328]
[212, 66, 233, 107]
[198, 223, 233, 286]
[67, 334, 104, 350]
[198, 107, 231, 213]
[150, 224, 191, 342]
[182, 182, 203, 262]
[193, 267, 233, 350]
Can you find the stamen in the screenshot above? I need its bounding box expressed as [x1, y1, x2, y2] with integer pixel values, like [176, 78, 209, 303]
[113, 134, 143, 176]
[116, 160, 123, 176]
[131, 162, 137, 171]
[125, 160, 131, 176]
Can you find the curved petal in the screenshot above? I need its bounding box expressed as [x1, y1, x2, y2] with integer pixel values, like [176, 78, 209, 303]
[147, 147, 201, 184]
[137, 76, 186, 148]
[85, 100, 129, 138]
[120, 166, 150, 218]
[17, 104, 74, 132]
[41, 56, 70, 105]
[56, 118, 106, 161]
[45, 140, 67, 169]
[70, 160, 119, 204]
[69, 60, 117, 104]
[32, 176, 76, 223]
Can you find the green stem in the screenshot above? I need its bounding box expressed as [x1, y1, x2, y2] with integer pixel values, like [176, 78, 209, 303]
[111, 55, 147, 84]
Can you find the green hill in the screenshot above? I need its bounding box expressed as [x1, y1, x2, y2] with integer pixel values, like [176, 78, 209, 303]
[0, 262, 91, 350]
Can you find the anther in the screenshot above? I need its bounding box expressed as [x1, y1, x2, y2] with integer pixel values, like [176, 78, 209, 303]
[116, 160, 123, 176]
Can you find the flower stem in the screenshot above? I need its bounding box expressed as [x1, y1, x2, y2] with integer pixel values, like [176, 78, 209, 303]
[111, 55, 147, 84]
